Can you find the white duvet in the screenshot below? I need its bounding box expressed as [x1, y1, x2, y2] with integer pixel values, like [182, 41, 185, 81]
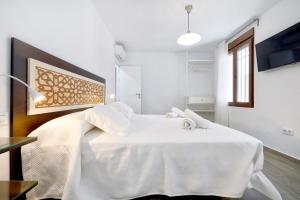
[22, 114, 281, 200]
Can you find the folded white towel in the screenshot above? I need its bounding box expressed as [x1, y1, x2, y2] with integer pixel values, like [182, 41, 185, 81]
[171, 107, 186, 118]
[182, 118, 197, 130]
[184, 109, 210, 129]
[165, 112, 179, 118]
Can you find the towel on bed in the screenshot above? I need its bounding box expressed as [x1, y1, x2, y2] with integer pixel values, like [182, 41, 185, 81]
[165, 112, 179, 118]
[171, 107, 186, 118]
[185, 109, 210, 129]
[182, 118, 197, 130]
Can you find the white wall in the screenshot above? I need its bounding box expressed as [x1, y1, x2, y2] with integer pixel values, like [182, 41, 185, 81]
[188, 63, 215, 97]
[0, 0, 115, 179]
[122, 52, 183, 114]
[228, 0, 300, 159]
[122, 51, 214, 114]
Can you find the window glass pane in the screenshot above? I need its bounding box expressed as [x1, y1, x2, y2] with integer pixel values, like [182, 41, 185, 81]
[237, 44, 250, 102]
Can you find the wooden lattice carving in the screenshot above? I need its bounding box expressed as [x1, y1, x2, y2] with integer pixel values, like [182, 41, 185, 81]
[27, 58, 105, 115]
[35, 66, 104, 108]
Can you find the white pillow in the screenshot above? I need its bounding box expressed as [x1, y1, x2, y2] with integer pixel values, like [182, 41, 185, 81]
[80, 105, 130, 136]
[108, 102, 134, 119]
[184, 109, 210, 129]
[27, 111, 95, 143]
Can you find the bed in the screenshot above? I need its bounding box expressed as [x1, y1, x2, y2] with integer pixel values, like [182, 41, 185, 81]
[10, 38, 281, 200]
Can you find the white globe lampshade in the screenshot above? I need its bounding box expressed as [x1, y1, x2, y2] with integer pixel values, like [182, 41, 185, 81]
[177, 32, 201, 46]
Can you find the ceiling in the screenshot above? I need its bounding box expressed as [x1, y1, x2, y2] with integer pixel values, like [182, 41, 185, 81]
[93, 0, 280, 52]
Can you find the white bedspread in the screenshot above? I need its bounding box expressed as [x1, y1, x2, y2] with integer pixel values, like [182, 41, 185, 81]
[22, 114, 281, 200]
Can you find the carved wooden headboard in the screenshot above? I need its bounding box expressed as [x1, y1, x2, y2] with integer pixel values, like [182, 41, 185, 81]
[10, 38, 106, 180]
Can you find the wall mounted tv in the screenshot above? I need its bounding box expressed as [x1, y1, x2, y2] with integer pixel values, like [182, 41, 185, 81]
[256, 21, 300, 72]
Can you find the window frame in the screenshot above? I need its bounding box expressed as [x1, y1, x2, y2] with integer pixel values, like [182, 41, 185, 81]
[228, 28, 254, 108]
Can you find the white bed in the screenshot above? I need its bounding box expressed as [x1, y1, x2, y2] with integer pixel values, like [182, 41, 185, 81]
[22, 114, 281, 200]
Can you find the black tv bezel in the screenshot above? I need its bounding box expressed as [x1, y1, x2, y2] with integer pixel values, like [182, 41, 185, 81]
[255, 21, 300, 72]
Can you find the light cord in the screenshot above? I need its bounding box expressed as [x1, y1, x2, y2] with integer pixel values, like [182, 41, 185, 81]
[0, 74, 30, 88]
[187, 13, 190, 33]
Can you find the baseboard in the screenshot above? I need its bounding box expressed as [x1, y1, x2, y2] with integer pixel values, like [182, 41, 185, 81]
[263, 145, 300, 164]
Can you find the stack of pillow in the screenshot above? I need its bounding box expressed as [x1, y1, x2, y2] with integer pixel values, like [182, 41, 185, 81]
[79, 102, 134, 137]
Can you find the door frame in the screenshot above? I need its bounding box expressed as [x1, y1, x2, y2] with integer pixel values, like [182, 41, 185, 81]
[116, 65, 142, 113]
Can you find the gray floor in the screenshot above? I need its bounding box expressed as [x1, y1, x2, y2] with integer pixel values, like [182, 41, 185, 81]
[262, 148, 300, 200]
[225, 147, 300, 200]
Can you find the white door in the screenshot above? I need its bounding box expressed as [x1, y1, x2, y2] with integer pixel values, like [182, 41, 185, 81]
[117, 66, 142, 114]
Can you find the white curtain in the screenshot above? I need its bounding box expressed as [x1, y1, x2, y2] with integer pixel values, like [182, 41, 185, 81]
[214, 41, 232, 126]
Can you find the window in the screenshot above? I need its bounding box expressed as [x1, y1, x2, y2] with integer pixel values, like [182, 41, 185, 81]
[228, 28, 254, 108]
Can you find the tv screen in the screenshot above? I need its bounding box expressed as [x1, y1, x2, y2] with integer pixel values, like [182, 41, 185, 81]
[256, 21, 300, 72]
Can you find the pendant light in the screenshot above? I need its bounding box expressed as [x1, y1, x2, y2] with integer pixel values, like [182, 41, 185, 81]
[177, 5, 201, 46]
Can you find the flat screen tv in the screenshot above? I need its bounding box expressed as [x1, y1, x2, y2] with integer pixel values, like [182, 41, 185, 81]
[256, 21, 300, 72]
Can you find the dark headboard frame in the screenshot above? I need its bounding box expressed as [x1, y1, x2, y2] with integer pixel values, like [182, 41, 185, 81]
[10, 38, 106, 180]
